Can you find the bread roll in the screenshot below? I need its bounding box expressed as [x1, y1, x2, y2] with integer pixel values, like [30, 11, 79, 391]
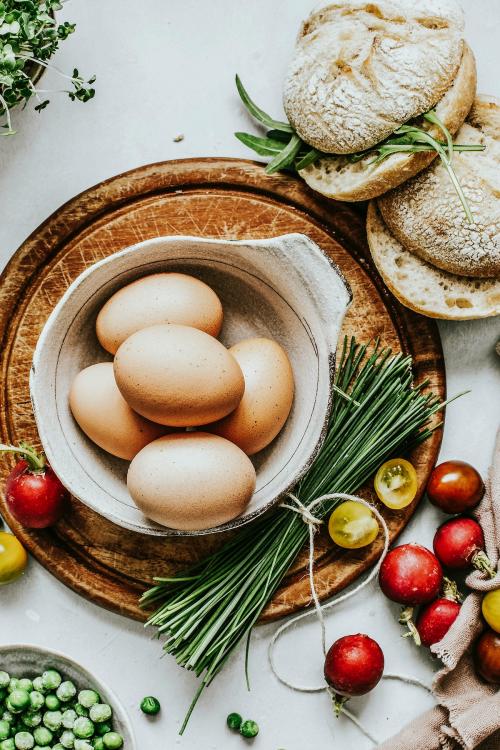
[366, 202, 500, 320]
[378, 96, 500, 278]
[283, 0, 464, 155]
[299, 44, 476, 201]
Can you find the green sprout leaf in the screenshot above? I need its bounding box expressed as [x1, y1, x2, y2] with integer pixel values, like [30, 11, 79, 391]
[0, 1, 96, 137]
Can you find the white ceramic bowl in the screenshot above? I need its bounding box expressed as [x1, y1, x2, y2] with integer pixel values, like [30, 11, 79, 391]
[0, 644, 135, 747]
[30, 233, 351, 536]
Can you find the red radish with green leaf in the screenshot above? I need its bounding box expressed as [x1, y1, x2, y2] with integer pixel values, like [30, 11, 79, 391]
[379, 543, 443, 645]
[324, 634, 384, 715]
[433, 517, 496, 578]
[2, 443, 68, 528]
[416, 578, 462, 648]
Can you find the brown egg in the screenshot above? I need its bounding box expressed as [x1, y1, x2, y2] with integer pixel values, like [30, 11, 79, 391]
[209, 337, 294, 455]
[127, 432, 256, 530]
[69, 363, 165, 460]
[96, 272, 223, 355]
[114, 324, 245, 427]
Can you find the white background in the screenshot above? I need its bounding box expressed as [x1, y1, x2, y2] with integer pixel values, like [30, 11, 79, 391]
[0, 2, 499, 748]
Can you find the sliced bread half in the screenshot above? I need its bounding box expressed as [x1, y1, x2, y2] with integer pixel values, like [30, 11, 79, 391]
[299, 43, 476, 201]
[378, 95, 500, 278]
[366, 202, 500, 320]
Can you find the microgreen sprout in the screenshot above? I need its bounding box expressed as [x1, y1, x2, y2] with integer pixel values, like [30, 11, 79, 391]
[0, 1, 95, 136]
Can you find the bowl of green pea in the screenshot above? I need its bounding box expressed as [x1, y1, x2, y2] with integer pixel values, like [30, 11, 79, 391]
[0, 644, 135, 750]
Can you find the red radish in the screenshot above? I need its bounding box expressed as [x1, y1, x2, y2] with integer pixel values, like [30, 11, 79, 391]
[379, 544, 443, 644]
[426, 460, 484, 514]
[416, 598, 461, 648]
[324, 634, 384, 714]
[433, 517, 496, 578]
[475, 629, 500, 684]
[2, 444, 69, 529]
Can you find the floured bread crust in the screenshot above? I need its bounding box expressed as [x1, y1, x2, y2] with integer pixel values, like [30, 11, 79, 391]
[378, 95, 500, 278]
[299, 44, 476, 201]
[366, 202, 500, 320]
[283, 0, 464, 154]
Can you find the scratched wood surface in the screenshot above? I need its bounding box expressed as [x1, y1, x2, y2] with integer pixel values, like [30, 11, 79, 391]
[0, 158, 445, 622]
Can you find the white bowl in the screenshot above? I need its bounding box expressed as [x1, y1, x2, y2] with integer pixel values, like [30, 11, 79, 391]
[30, 233, 351, 536]
[0, 643, 135, 747]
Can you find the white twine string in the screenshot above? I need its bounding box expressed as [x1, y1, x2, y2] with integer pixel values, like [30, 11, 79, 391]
[269, 492, 431, 746]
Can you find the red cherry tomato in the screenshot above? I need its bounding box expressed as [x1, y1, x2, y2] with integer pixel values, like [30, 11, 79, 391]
[324, 634, 384, 698]
[427, 461, 484, 514]
[475, 629, 500, 684]
[6, 459, 68, 529]
[379, 543, 443, 606]
[416, 598, 461, 648]
[433, 517, 495, 577]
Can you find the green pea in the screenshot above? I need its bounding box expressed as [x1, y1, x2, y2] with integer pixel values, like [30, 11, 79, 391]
[56, 683, 76, 704]
[92, 740, 104, 750]
[0, 723, 9, 741]
[0, 739, 15, 750]
[61, 710, 77, 730]
[53, 745, 65, 750]
[32, 728, 51, 748]
[73, 718, 93, 740]
[74, 706, 88, 719]
[43, 694, 59, 711]
[94, 723, 111, 738]
[30, 681, 43, 697]
[42, 710, 62, 732]
[77, 692, 99, 710]
[74, 741, 93, 750]
[240, 719, 259, 738]
[59, 730, 75, 748]
[102, 733, 123, 750]
[88, 706, 111, 725]
[8, 680, 19, 695]
[19, 715, 40, 730]
[140, 696, 160, 716]
[28, 694, 44, 714]
[16, 682, 31, 695]
[0, 674, 10, 690]
[41, 672, 61, 693]
[8, 691, 30, 714]
[226, 712, 242, 731]
[1, 712, 13, 724]
[13, 733, 34, 750]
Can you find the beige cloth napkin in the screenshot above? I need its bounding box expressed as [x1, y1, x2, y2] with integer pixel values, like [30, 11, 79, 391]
[379, 429, 500, 750]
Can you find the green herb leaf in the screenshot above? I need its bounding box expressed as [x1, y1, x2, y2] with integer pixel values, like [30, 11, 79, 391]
[235, 74, 293, 133]
[266, 133, 302, 173]
[235, 131, 288, 157]
[295, 147, 321, 170]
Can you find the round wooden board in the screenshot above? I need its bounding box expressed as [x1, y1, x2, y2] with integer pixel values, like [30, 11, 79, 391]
[0, 158, 445, 623]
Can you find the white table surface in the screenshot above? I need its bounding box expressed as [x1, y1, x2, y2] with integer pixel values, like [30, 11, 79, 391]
[0, 2, 499, 748]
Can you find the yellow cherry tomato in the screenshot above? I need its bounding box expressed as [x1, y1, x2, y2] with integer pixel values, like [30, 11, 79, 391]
[374, 458, 418, 510]
[328, 501, 379, 550]
[0, 530, 28, 585]
[482, 590, 500, 633]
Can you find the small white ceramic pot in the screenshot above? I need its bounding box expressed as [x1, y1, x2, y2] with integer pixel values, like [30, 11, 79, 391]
[30, 233, 351, 535]
[0, 643, 136, 747]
